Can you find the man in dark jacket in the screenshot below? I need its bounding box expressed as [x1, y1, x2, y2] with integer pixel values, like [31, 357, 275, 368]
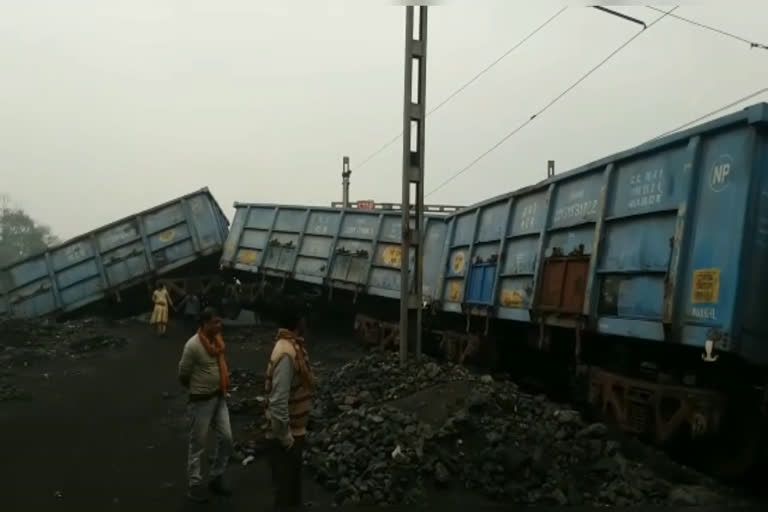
[263, 302, 314, 509]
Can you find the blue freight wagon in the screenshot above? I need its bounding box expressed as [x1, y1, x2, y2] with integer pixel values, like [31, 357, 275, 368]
[221, 103, 768, 475]
[440, 102, 768, 365]
[433, 102, 768, 473]
[220, 203, 447, 302]
[0, 188, 229, 319]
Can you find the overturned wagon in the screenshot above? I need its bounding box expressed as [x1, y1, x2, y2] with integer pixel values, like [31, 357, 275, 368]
[0, 188, 229, 319]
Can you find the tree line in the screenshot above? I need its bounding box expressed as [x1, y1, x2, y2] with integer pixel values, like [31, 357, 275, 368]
[0, 194, 60, 268]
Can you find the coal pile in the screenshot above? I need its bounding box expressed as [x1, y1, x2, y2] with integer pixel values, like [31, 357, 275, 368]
[309, 353, 471, 430]
[0, 380, 28, 402]
[66, 335, 126, 354]
[229, 367, 264, 415]
[302, 352, 749, 506]
[0, 316, 129, 369]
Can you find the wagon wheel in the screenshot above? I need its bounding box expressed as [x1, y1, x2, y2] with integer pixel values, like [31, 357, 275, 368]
[699, 407, 763, 480]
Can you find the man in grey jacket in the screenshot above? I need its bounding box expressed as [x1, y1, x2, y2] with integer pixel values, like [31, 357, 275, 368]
[178, 307, 233, 503]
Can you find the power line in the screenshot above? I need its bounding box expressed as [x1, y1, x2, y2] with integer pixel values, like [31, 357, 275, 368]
[425, 6, 679, 199]
[646, 6, 768, 50]
[355, 6, 568, 170]
[646, 87, 768, 143]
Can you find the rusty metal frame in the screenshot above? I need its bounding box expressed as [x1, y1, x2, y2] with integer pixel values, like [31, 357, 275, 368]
[583, 163, 614, 320]
[589, 367, 724, 442]
[229, 205, 252, 269]
[530, 184, 556, 316]
[354, 313, 399, 350]
[435, 216, 457, 309]
[535, 255, 591, 314]
[353, 313, 480, 364]
[663, 136, 703, 330]
[460, 208, 482, 307]
[489, 197, 515, 316]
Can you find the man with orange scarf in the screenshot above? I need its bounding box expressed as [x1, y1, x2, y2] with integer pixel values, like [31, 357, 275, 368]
[178, 307, 233, 503]
[264, 301, 314, 510]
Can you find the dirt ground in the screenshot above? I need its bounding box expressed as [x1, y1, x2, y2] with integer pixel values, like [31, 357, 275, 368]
[0, 317, 357, 511]
[4, 312, 754, 509]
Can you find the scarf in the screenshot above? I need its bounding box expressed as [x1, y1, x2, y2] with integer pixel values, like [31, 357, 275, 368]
[277, 328, 314, 391]
[198, 329, 230, 393]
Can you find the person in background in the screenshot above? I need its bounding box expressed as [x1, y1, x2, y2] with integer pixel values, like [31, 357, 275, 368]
[177, 292, 201, 332]
[264, 301, 315, 510]
[150, 282, 173, 336]
[178, 307, 233, 503]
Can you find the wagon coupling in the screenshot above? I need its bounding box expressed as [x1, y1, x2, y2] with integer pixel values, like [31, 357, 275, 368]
[702, 339, 719, 362]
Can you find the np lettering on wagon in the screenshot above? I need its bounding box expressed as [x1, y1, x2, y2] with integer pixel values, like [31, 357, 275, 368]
[709, 155, 733, 193]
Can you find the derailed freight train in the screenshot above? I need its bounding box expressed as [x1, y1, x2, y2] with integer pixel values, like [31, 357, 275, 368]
[0, 188, 230, 319]
[221, 102, 768, 477]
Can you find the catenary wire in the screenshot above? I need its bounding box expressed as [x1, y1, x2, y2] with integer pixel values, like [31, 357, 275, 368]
[646, 87, 768, 143]
[355, 6, 569, 170]
[646, 6, 768, 50]
[425, 6, 679, 199]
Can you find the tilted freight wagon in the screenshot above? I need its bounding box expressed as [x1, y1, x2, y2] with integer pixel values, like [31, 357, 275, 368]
[220, 203, 447, 303]
[432, 102, 768, 475]
[0, 188, 229, 319]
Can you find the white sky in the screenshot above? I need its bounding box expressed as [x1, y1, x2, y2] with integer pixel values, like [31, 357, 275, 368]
[1, 0, 767, 239]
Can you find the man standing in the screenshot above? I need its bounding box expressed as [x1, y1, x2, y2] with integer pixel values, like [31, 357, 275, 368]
[264, 303, 314, 510]
[178, 307, 233, 503]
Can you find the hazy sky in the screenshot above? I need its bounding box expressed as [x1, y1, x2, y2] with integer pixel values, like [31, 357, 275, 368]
[1, 0, 766, 239]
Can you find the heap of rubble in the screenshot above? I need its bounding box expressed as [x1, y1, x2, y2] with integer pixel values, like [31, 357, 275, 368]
[301, 353, 747, 507]
[228, 346, 749, 506]
[0, 316, 128, 370]
[228, 367, 264, 414]
[0, 381, 28, 402]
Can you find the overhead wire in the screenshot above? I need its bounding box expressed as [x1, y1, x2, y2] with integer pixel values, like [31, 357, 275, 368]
[355, 6, 568, 170]
[646, 87, 768, 143]
[646, 6, 768, 50]
[425, 6, 680, 199]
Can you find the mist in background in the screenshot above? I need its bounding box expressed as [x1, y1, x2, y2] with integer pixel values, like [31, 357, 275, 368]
[1, 0, 766, 240]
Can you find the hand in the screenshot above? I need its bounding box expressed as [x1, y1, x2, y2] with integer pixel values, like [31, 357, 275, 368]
[281, 434, 295, 451]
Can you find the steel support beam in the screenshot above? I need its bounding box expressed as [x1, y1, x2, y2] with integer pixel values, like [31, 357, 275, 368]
[399, 5, 428, 364]
[342, 156, 351, 208]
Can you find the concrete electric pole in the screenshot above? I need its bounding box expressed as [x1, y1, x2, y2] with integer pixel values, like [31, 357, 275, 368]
[399, 5, 428, 365]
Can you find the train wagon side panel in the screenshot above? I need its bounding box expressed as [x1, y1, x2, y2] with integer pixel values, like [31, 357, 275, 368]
[0, 188, 229, 319]
[737, 127, 768, 365]
[221, 204, 444, 300]
[439, 102, 768, 365]
[674, 126, 760, 359]
[591, 139, 692, 342]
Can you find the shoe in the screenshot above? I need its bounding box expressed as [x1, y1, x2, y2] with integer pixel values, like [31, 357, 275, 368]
[187, 485, 209, 503]
[208, 475, 232, 496]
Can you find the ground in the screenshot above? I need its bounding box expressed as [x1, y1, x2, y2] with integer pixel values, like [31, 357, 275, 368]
[1, 314, 762, 510]
[0, 317, 347, 510]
